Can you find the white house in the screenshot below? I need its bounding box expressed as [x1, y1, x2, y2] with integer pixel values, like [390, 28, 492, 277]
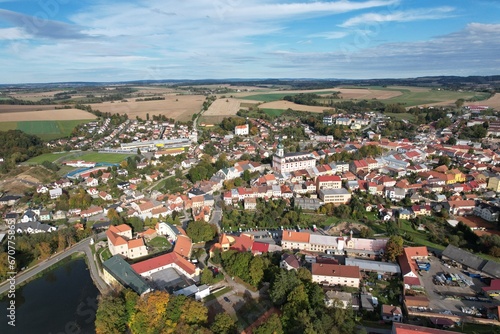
[49, 188, 63, 199]
[234, 124, 249, 136]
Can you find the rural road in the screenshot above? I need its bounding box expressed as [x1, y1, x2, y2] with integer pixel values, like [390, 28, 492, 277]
[0, 232, 109, 296]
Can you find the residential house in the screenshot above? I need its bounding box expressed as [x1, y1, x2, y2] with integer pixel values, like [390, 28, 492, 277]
[474, 202, 500, 222]
[173, 234, 193, 259]
[244, 197, 257, 210]
[106, 224, 148, 259]
[381, 305, 403, 323]
[280, 253, 300, 271]
[311, 264, 361, 288]
[49, 188, 63, 199]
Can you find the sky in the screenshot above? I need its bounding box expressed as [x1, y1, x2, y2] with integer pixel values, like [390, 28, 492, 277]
[0, 0, 499, 83]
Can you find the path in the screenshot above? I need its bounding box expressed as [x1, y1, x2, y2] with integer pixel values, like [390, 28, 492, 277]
[0, 232, 109, 295]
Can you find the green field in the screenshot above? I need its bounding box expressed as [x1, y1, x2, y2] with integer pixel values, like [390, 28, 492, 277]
[240, 90, 340, 102]
[25, 152, 74, 164]
[0, 122, 18, 131]
[384, 112, 417, 122]
[26, 151, 134, 164]
[383, 89, 489, 106]
[0, 119, 92, 141]
[262, 108, 286, 117]
[241, 86, 490, 107]
[73, 152, 134, 164]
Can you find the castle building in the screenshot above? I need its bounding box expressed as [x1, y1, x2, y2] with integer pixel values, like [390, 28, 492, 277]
[272, 139, 316, 174]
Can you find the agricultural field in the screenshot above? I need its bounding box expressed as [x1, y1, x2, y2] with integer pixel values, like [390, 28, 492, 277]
[336, 87, 403, 99]
[467, 92, 500, 109]
[381, 88, 489, 107]
[0, 108, 96, 121]
[0, 119, 93, 141]
[258, 101, 332, 113]
[89, 94, 204, 121]
[204, 98, 241, 116]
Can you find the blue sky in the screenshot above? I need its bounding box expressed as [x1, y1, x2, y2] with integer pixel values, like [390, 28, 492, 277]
[0, 0, 499, 83]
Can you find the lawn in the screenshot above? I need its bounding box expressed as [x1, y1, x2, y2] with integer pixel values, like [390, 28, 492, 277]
[399, 220, 445, 251]
[203, 286, 233, 302]
[262, 108, 285, 117]
[99, 247, 112, 262]
[25, 151, 134, 164]
[384, 112, 417, 122]
[24, 152, 74, 164]
[147, 236, 171, 249]
[75, 152, 135, 164]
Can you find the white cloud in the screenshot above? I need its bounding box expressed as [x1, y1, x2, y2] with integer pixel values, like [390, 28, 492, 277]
[310, 31, 349, 39]
[340, 6, 455, 27]
[0, 27, 30, 40]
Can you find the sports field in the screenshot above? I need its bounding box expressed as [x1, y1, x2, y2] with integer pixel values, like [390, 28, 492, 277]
[26, 151, 134, 164]
[0, 119, 93, 141]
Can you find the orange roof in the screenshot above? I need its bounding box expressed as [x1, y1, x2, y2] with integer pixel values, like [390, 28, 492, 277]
[282, 231, 310, 243]
[143, 228, 156, 235]
[131, 252, 196, 276]
[106, 229, 127, 246]
[128, 238, 145, 249]
[173, 235, 192, 258]
[109, 224, 131, 234]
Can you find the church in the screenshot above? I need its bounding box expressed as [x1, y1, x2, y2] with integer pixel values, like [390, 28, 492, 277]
[272, 139, 316, 174]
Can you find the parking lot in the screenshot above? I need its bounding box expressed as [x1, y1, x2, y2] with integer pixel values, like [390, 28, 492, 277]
[418, 256, 497, 318]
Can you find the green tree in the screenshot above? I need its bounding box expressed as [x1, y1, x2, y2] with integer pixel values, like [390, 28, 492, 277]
[384, 235, 404, 262]
[200, 268, 214, 285]
[186, 220, 217, 243]
[211, 313, 236, 334]
[95, 294, 127, 334]
[253, 313, 284, 334]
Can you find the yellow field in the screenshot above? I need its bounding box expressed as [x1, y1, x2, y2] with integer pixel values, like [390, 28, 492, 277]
[258, 101, 331, 113]
[204, 98, 241, 116]
[89, 95, 205, 121]
[467, 93, 500, 110]
[0, 108, 96, 122]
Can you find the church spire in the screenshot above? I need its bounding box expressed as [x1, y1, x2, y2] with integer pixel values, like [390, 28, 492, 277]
[276, 137, 284, 157]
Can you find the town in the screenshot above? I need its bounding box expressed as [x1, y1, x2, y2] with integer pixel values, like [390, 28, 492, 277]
[1, 82, 500, 334]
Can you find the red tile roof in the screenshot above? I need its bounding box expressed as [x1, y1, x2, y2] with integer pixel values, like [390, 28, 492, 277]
[312, 264, 360, 278]
[131, 252, 196, 276]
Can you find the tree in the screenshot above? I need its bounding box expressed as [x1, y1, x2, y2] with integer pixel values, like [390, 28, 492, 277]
[95, 294, 127, 334]
[384, 235, 404, 262]
[200, 268, 214, 285]
[186, 220, 217, 243]
[249, 256, 265, 286]
[269, 269, 301, 306]
[130, 291, 171, 334]
[253, 314, 284, 334]
[180, 298, 208, 325]
[211, 313, 236, 334]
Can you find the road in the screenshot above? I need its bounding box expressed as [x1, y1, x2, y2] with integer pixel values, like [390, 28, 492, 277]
[0, 232, 109, 295]
[209, 200, 223, 234]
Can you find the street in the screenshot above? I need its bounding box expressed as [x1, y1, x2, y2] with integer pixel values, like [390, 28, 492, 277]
[0, 232, 109, 295]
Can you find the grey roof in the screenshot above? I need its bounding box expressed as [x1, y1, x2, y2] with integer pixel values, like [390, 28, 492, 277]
[16, 221, 54, 232]
[309, 234, 338, 247]
[345, 258, 400, 274]
[320, 188, 349, 195]
[103, 255, 151, 295]
[481, 261, 500, 279]
[166, 223, 181, 235]
[441, 245, 486, 271]
[173, 284, 198, 297]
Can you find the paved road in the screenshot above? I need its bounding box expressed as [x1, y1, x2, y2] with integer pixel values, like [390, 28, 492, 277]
[0, 232, 109, 295]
